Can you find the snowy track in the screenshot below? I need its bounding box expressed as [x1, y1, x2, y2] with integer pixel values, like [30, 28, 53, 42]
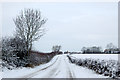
[3, 54, 108, 78]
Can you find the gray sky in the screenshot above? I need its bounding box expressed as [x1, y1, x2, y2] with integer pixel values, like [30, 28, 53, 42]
[2, 2, 118, 52]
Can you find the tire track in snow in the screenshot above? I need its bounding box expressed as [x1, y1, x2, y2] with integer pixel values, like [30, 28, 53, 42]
[41, 54, 72, 78]
[42, 56, 62, 78]
[64, 55, 75, 78]
[50, 54, 75, 78]
[21, 56, 60, 78]
[50, 55, 66, 78]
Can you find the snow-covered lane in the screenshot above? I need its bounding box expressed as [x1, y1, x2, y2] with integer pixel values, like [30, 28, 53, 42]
[32, 54, 71, 78]
[26, 54, 108, 78]
[3, 54, 108, 78]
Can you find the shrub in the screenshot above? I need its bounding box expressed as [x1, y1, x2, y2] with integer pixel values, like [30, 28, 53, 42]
[2, 37, 29, 69]
[67, 55, 120, 78]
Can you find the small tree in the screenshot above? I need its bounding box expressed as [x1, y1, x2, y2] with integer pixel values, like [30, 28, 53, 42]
[106, 43, 116, 49]
[52, 45, 61, 52]
[14, 9, 47, 56]
[81, 47, 87, 53]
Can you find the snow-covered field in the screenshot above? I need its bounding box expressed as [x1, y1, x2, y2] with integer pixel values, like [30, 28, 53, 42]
[68, 54, 119, 78]
[2, 54, 108, 78]
[70, 54, 118, 61]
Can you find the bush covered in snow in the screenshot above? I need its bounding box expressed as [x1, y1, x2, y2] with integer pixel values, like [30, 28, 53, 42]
[1, 36, 62, 69]
[2, 37, 29, 69]
[67, 55, 120, 78]
[1, 35, 64, 70]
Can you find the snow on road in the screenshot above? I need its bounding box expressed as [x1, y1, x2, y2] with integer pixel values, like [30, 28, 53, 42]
[3, 54, 108, 78]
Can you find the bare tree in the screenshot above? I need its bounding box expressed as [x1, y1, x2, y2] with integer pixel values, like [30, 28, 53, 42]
[52, 45, 61, 52]
[106, 43, 116, 49]
[13, 9, 47, 55]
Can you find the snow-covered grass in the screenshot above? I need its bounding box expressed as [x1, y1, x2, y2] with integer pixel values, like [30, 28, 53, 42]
[70, 54, 118, 61]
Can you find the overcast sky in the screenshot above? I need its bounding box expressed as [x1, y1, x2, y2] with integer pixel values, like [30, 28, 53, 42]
[2, 2, 118, 52]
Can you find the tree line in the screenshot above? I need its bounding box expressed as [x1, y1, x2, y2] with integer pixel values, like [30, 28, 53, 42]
[81, 43, 120, 54]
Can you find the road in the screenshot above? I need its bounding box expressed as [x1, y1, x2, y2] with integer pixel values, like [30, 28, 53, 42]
[20, 54, 107, 78]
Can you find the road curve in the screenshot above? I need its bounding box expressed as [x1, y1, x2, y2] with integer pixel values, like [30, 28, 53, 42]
[20, 54, 108, 78]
